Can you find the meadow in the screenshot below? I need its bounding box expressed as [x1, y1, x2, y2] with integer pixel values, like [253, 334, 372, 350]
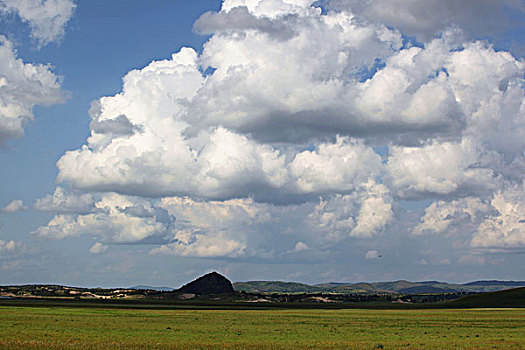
[0, 306, 524, 349]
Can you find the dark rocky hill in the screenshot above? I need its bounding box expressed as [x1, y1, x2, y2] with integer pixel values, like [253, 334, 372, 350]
[177, 272, 234, 295]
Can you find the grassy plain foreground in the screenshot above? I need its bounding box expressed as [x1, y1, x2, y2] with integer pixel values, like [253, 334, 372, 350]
[0, 306, 523, 349]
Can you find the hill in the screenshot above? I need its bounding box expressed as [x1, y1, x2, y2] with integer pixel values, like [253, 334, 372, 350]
[234, 280, 525, 295]
[3, 276, 525, 303]
[130, 285, 173, 291]
[233, 281, 324, 294]
[397, 285, 456, 294]
[463, 280, 525, 287]
[450, 287, 525, 308]
[177, 272, 234, 295]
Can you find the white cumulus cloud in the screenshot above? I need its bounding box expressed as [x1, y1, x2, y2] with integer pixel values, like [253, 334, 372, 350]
[0, 0, 76, 47]
[387, 139, 500, 199]
[413, 197, 489, 235]
[150, 231, 247, 258]
[293, 241, 309, 252]
[89, 242, 107, 254]
[331, 0, 525, 44]
[34, 187, 95, 213]
[308, 181, 393, 240]
[290, 137, 382, 194]
[0, 37, 66, 145]
[471, 184, 525, 249]
[32, 193, 170, 242]
[365, 250, 380, 259]
[1, 199, 27, 213]
[43, 0, 525, 260]
[0, 239, 19, 252]
[413, 182, 525, 250]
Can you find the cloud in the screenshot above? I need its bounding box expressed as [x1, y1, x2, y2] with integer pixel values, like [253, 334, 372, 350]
[0, 37, 66, 145]
[471, 184, 525, 249]
[0, 240, 25, 267]
[155, 196, 269, 258]
[188, 23, 522, 145]
[56, 1, 523, 204]
[413, 197, 489, 235]
[383, 39, 523, 200]
[32, 193, 171, 242]
[458, 254, 485, 266]
[187, 5, 404, 142]
[351, 184, 393, 237]
[292, 241, 309, 252]
[330, 0, 525, 44]
[157, 192, 392, 257]
[220, 0, 315, 17]
[365, 249, 380, 259]
[158, 196, 272, 228]
[150, 231, 247, 258]
[307, 181, 393, 240]
[33, 186, 393, 259]
[417, 258, 428, 265]
[34, 193, 267, 258]
[55, 45, 383, 203]
[0, 239, 23, 253]
[89, 242, 107, 254]
[437, 258, 450, 265]
[89, 113, 142, 137]
[34, 187, 95, 213]
[413, 182, 525, 249]
[47, 0, 524, 261]
[290, 137, 382, 194]
[194, 6, 298, 41]
[0, 0, 76, 47]
[1, 199, 27, 213]
[387, 139, 500, 199]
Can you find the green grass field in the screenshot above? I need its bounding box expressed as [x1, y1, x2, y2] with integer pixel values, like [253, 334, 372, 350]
[0, 306, 524, 349]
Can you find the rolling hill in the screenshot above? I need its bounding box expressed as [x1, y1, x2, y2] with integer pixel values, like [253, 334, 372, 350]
[233, 281, 324, 294]
[233, 280, 525, 295]
[450, 287, 525, 308]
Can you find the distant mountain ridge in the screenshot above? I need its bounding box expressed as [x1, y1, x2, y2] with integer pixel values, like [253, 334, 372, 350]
[3, 278, 524, 298]
[233, 281, 324, 294]
[233, 280, 525, 294]
[130, 285, 173, 291]
[463, 280, 525, 287]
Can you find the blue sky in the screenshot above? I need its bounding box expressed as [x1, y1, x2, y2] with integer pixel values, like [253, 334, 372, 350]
[0, 0, 524, 288]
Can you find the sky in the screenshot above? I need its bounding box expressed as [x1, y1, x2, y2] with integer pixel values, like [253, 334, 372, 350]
[0, 0, 524, 288]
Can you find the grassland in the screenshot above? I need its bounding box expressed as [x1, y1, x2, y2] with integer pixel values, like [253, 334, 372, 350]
[0, 306, 523, 349]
